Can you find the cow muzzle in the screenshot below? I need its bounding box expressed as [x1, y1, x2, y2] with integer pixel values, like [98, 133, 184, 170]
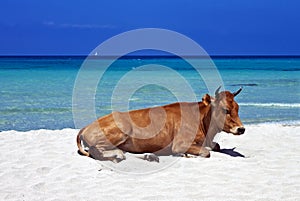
[230, 126, 245, 135]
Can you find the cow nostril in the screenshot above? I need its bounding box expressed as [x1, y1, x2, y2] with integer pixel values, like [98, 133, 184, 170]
[237, 127, 245, 134]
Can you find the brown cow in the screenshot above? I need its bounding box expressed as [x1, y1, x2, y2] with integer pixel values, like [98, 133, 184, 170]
[76, 87, 245, 162]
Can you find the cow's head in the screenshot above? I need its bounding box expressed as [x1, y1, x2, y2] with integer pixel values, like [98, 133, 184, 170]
[203, 87, 245, 135]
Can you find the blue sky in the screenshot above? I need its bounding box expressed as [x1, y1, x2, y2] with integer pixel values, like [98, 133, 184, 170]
[0, 0, 299, 55]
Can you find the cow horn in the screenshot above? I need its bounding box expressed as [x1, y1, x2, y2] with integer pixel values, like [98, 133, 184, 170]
[215, 86, 222, 97]
[233, 87, 243, 97]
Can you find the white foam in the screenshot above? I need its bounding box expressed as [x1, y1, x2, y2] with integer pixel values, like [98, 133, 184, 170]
[239, 102, 300, 108]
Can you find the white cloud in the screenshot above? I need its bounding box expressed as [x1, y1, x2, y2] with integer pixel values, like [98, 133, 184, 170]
[43, 21, 55, 26]
[43, 21, 115, 29]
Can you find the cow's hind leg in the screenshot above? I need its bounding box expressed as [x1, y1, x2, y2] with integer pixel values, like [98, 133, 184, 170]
[143, 153, 159, 162]
[102, 149, 126, 163]
[89, 146, 126, 163]
[125, 153, 159, 162]
[89, 133, 128, 163]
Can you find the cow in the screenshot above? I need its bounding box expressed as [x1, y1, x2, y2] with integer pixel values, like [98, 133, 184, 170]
[76, 87, 245, 162]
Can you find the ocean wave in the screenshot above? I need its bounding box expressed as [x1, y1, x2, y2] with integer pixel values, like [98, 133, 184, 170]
[239, 102, 300, 108]
[229, 83, 258, 87]
[0, 107, 71, 115]
[242, 119, 300, 126]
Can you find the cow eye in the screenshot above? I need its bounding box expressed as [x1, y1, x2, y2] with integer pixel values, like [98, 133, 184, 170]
[223, 108, 230, 114]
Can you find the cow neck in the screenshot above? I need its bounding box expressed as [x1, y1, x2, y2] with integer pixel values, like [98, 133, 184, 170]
[197, 102, 211, 134]
[202, 103, 220, 138]
[203, 104, 212, 133]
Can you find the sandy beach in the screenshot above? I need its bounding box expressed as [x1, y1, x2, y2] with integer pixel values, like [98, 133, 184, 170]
[0, 123, 299, 201]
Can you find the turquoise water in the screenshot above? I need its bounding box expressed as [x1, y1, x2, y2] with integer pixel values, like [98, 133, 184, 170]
[0, 56, 299, 131]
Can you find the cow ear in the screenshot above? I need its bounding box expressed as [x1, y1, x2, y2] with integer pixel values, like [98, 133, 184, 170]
[211, 97, 216, 107]
[202, 94, 211, 106]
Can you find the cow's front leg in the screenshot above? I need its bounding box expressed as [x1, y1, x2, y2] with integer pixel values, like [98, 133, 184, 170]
[204, 139, 220, 152]
[186, 144, 210, 158]
[210, 142, 220, 152]
[172, 143, 210, 158]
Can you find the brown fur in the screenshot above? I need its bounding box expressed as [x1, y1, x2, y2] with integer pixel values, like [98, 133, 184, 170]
[76, 90, 245, 162]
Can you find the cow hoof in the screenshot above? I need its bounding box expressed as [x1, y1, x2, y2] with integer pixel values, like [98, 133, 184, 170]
[184, 154, 197, 158]
[112, 154, 126, 163]
[212, 142, 220, 152]
[112, 158, 122, 163]
[143, 153, 159, 163]
[173, 153, 186, 157]
[199, 151, 210, 158]
[116, 153, 126, 160]
[200, 152, 210, 158]
[102, 149, 126, 163]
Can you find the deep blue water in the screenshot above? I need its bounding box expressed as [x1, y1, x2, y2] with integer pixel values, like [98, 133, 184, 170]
[0, 56, 299, 131]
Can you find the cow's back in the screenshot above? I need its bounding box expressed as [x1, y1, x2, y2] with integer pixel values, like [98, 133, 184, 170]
[82, 102, 202, 154]
[117, 102, 201, 153]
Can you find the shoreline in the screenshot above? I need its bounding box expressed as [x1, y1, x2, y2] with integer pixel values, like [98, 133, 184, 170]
[1, 121, 300, 133]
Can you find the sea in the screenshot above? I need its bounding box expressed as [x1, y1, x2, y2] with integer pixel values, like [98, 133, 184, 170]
[0, 56, 299, 131]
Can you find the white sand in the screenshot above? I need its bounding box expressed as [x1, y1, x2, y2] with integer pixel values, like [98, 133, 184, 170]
[0, 124, 299, 201]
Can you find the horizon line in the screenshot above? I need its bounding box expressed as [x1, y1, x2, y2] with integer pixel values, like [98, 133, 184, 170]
[1, 54, 300, 58]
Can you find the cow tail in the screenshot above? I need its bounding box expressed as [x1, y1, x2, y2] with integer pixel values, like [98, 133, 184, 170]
[76, 129, 90, 157]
